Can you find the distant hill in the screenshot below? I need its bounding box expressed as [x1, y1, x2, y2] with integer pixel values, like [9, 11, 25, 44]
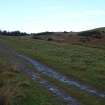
[78, 27, 105, 37]
[94, 27, 105, 32]
[32, 27, 105, 45]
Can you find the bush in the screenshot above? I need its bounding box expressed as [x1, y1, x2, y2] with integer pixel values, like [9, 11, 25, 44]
[47, 38, 53, 41]
[32, 36, 41, 39]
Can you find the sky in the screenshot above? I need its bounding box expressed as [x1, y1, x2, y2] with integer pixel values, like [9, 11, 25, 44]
[0, 0, 105, 33]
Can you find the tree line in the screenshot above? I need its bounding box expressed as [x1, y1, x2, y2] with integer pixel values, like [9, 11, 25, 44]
[0, 30, 29, 36]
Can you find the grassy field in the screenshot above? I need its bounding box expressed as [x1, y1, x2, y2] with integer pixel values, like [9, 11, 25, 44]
[0, 37, 105, 90]
[0, 55, 67, 105]
[0, 36, 105, 105]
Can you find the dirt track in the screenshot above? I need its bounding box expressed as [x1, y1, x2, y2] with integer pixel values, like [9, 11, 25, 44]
[0, 43, 80, 105]
[0, 42, 105, 105]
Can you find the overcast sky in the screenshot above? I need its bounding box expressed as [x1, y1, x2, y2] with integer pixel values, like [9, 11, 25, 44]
[0, 0, 105, 33]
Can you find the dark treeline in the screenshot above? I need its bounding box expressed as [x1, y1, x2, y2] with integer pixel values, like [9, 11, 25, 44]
[0, 30, 54, 36]
[0, 30, 29, 36]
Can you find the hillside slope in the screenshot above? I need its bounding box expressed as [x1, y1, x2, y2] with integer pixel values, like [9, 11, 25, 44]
[32, 27, 105, 45]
